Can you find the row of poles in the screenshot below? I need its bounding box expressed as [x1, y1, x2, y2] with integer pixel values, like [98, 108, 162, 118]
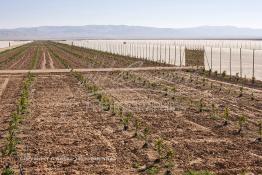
[208, 47, 256, 79]
[72, 41, 186, 67]
[64, 40, 259, 80]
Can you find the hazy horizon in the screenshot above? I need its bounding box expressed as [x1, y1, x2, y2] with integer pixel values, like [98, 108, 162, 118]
[1, 0, 262, 29]
[1, 24, 262, 31]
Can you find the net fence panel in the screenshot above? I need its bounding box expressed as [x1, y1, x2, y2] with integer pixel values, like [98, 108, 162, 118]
[255, 50, 262, 80]
[58, 40, 262, 81]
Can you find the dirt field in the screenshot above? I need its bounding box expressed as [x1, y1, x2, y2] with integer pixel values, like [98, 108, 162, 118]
[0, 41, 261, 175]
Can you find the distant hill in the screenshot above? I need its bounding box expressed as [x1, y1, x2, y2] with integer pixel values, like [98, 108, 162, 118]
[0, 25, 262, 40]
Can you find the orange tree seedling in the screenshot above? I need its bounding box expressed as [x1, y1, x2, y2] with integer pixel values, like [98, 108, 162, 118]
[223, 107, 230, 126]
[142, 127, 150, 148]
[238, 115, 247, 134]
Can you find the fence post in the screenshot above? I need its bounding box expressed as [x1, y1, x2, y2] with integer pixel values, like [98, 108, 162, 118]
[240, 48, 242, 78]
[230, 48, 232, 78]
[180, 46, 182, 67]
[139, 44, 141, 59]
[165, 44, 167, 64]
[136, 43, 139, 58]
[252, 49, 255, 81]
[157, 45, 159, 62]
[152, 45, 155, 61]
[211, 47, 213, 71]
[175, 45, 177, 66]
[220, 47, 222, 74]
[129, 43, 131, 56]
[160, 44, 162, 63]
[145, 44, 147, 60]
[168, 45, 171, 65]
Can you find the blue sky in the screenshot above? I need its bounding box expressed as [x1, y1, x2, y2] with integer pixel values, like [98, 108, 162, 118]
[1, 0, 261, 29]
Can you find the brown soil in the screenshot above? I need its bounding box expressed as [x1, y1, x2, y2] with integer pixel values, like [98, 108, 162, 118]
[0, 41, 261, 175]
[0, 75, 24, 168]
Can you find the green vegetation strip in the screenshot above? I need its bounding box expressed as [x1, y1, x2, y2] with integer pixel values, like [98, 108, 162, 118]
[0, 44, 28, 57]
[29, 47, 40, 70]
[0, 46, 29, 67]
[1, 73, 35, 175]
[47, 46, 71, 69]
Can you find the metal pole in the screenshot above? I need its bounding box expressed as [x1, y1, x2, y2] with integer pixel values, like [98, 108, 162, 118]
[165, 44, 167, 64]
[180, 46, 182, 67]
[168, 45, 171, 64]
[157, 45, 159, 62]
[252, 49, 255, 80]
[130, 43, 131, 56]
[211, 47, 213, 71]
[145, 44, 147, 59]
[160, 44, 162, 63]
[220, 47, 222, 74]
[136, 44, 138, 58]
[152, 45, 155, 61]
[175, 45, 177, 65]
[240, 48, 242, 78]
[230, 48, 232, 78]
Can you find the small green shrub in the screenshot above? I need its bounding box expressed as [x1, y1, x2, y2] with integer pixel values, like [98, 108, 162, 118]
[239, 87, 243, 97]
[238, 115, 247, 134]
[214, 71, 218, 77]
[142, 127, 150, 148]
[155, 138, 164, 160]
[251, 92, 254, 101]
[1, 165, 14, 175]
[145, 166, 159, 175]
[184, 170, 214, 175]
[223, 107, 230, 126]
[208, 69, 212, 76]
[222, 71, 226, 77]
[210, 82, 213, 89]
[164, 149, 175, 175]
[252, 77, 255, 84]
[122, 112, 132, 131]
[134, 118, 141, 137]
[198, 98, 204, 112]
[258, 121, 262, 142]
[210, 104, 218, 120]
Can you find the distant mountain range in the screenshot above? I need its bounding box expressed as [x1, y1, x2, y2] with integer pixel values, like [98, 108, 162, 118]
[0, 25, 262, 40]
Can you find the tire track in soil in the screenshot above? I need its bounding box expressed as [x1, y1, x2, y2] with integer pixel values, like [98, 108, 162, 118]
[18, 75, 118, 174]
[9, 47, 35, 70]
[47, 52, 54, 69]
[40, 52, 46, 70]
[8, 53, 27, 69]
[0, 77, 10, 99]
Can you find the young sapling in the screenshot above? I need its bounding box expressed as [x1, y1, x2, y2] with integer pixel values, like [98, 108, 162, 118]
[134, 118, 141, 137]
[223, 107, 230, 126]
[154, 138, 164, 162]
[222, 71, 226, 78]
[122, 112, 132, 131]
[238, 115, 247, 134]
[239, 86, 243, 97]
[257, 121, 262, 142]
[198, 98, 204, 112]
[142, 127, 150, 148]
[164, 149, 175, 175]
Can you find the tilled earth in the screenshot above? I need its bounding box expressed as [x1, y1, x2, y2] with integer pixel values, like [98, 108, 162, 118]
[0, 41, 261, 175]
